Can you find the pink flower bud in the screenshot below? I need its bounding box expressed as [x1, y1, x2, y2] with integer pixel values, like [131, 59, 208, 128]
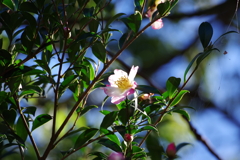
[151, 19, 164, 30]
[124, 133, 133, 142]
[166, 143, 177, 158]
[108, 152, 125, 160]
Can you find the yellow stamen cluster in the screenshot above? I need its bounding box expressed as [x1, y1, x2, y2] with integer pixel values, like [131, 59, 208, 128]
[115, 76, 132, 90]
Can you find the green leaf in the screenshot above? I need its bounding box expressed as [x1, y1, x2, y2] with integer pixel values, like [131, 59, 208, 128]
[157, 1, 170, 17]
[89, 19, 99, 33]
[98, 139, 122, 152]
[100, 111, 118, 129]
[23, 106, 37, 116]
[167, 105, 195, 113]
[146, 133, 164, 160]
[121, 11, 142, 33]
[134, 0, 144, 11]
[105, 13, 125, 28]
[196, 48, 219, 66]
[198, 22, 213, 49]
[166, 77, 181, 99]
[88, 152, 108, 160]
[74, 128, 98, 149]
[2, 109, 17, 127]
[19, 89, 39, 100]
[137, 85, 161, 94]
[20, 2, 38, 14]
[8, 76, 22, 95]
[176, 142, 191, 152]
[174, 109, 190, 121]
[118, 32, 128, 49]
[132, 145, 144, 154]
[31, 114, 52, 132]
[91, 41, 106, 63]
[170, 90, 189, 107]
[118, 107, 134, 125]
[80, 105, 98, 116]
[100, 128, 121, 146]
[62, 127, 89, 140]
[3, 0, 15, 10]
[59, 75, 78, 98]
[136, 125, 158, 134]
[16, 116, 28, 142]
[114, 126, 126, 138]
[35, 60, 51, 75]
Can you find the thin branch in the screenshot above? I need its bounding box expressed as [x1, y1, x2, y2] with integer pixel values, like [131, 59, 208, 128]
[182, 116, 222, 160]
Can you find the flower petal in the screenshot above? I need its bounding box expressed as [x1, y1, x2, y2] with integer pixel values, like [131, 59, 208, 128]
[128, 66, 139, 82]
[108, 69, 128, 86]
[102, 87, 124, 97]
[151, 19, 163, 30]
[111, 96, 126, 104]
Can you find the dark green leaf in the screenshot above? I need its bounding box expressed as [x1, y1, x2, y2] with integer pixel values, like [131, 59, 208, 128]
[176, 142, 191, 152]
[23, 106, 37, 116]
[100, 128, 121, 146]
[8, 76, 22, 95]
[74, 128, 98, 149]
[20, 2, 38, 14]
[146, 133, 164, 160]
[157, 1, 170, 17]
[32, 114, 52, 132]
[81, 105, 98, 116]
[121, 11, 142, 33]
[173, 109, 190, 121]
[106, 13, 125, 28]
[132, 145, 144, 154]
[2, 109, 17, 127]
[16, 116, 28, 142]
[89, 19, 99, 33]
[198, 22, 213, 48]
[166, 77, 181, 99]
[100, 111, 118, 129]
[92, 41, 106, 63]
[98, 139, 122, 152]
[134, 0, 144, 11]
[118, 32, 128, 49]
[170, 90, 189, 107]
[196, 48, 219, 66]
[62, 127, 89, 140]
[137, 85, 161, 94]
[114, 126, 126, 138]
[59, 75, 78, 98]
[35, 60, 51, 75]
[167, 105, 195, 113]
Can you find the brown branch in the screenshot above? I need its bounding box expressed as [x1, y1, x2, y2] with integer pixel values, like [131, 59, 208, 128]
[182, 116, 222, 160]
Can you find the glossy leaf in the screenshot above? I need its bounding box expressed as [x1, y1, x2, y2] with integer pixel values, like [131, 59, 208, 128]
[100, 111, 118, 129]
[136, 125, 158, 134]
[3, 0, 15, 10]
[106, 13, 125, 28]
[198, 22, 213, 49]
[100, 128, 121, 146]
[74, 128, 98, 149]
[98, 139, 122, 152]
[169, 90, 189, 107]
[80, 105, 98, 116]
[92, 41, 106, 63]
[59, 75, 78, 98]
[31, 114, 52, 132]
[134, 0, 144, 11]
[121, 11, 142, 33]
[157, 1, 170, 17]
[166, 77, 181, 99]
[174, 109, 190, 121]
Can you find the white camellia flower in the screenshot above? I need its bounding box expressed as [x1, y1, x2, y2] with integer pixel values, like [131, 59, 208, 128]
[102, 66, 139, 104]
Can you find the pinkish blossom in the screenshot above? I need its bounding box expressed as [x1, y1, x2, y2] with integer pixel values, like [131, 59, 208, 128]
[108, 152, 125, 160]
[166, 143, 177, 158]
[102, 66, 139, 104]
[124, 133, 133, 142]
[151, 19, 163, 29]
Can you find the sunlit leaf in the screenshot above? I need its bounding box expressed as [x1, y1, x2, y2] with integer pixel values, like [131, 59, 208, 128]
[32, 114, 52, 132]
[100, 128, 121, 146]
[136, 125, 158, 134]
[121, 11, 142, 33]
[173, 109, 190, 121]
[3, 0, 15, 10]
[166, 77, 181, 99]
[169, 90, 189, 107]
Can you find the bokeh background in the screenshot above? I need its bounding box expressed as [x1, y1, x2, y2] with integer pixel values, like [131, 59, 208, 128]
[2, 0, 239, 159]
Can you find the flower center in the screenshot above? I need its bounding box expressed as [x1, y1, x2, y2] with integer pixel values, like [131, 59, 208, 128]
[115, 76, 132, 90]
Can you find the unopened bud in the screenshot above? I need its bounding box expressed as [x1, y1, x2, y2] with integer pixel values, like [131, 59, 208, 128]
[166, 143, 177, 159]
[124, 133, 133, 142]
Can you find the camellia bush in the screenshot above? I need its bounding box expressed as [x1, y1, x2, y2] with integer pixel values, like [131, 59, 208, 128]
[0, 0, 237, 160]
